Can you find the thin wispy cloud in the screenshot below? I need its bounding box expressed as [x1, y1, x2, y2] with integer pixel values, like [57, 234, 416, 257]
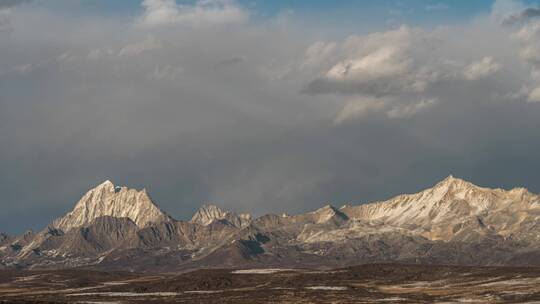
[139, 0, 248, 28]
[425, 3, 450, 11]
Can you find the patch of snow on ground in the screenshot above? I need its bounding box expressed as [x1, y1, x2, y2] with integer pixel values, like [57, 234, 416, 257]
[102, 282, 128, 286]
[96, 256, 106, 264]
[479, 277, 540, 287]
[399, 280, 449, 288]
[14, 274, 42, 282]
[68, 292, 180, 297]
[232, 268, 296, 274]
[77, 301, 121, 304]
[184, 290, 223, 294]
[375, 297, 407, 302]
[303, 270, 347, 274]
[305, 286, 348, 291]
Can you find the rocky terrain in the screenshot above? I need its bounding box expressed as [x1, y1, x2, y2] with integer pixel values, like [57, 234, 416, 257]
[1, 176, 540, 271]
[1, 264, 540, 303]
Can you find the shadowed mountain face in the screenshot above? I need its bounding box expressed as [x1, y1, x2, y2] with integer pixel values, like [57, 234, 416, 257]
[1, 176, 540, 272]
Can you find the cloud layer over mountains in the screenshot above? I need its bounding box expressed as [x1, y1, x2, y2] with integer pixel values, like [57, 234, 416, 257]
[1, 0, 540, 233]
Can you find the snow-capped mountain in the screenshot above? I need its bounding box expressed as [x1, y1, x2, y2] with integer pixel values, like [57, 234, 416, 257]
[341, 175, 540, 242]
[190, 204, 252, 228]
[52, 180, 172, 232]
[2, 176, 540, 271]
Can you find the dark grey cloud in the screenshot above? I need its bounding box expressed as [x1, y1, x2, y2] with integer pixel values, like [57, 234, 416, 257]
[0, 0, 32, 9]
[303, 78, 411, 97]
[213, 56, 245, 70]
[520, 7, 540, 19]
[504, 7, 540, 24]
[2, 0, 540, 236]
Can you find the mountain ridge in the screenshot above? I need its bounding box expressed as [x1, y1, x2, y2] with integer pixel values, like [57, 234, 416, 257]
[2, 175, 540, 271]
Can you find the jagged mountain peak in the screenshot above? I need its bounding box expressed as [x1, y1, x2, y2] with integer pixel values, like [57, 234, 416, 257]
[190, 204, 252, 227]
[424, 176, 533, 210]
[317, 204, 336, 210]
[21, 230, 34, 238]
[428, 176, 531, 202]
[433, 175, 478, 191]
[340, 176, 540, 240]
[437, 174, 465, 185]
[310, 204, 338, 215]
[51, 180, 171, 232]
[317, 206, 338, 221]
[301, 204, 348, 224]
[200, 204, 225, 213]
[100, 179, 114, 187]
[191, 204, 227, 225]
[96, 179, 139, 194]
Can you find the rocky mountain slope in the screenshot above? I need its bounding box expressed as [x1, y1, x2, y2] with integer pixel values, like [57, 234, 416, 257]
[1, 176, 539, 271]
[52, 180, 171, 231]
[341, 176, 540, 243]
[190, 204, 252, 228]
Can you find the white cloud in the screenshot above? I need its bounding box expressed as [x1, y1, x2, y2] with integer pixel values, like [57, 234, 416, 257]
[386, 98, 438, 119]
[520, 46, 540, 65]
[85, 38, 162, 61]
[328, 26, 415, 81]
[118, 36, 163, 57]
[304, 26, 460, 97]
[148, 65, 184, 81]
[333, 97, 388, 124]
[334, 96, 440, 124]
[528, 86, 540, 102]
[13, 63, 33, 75]
[463, 56, 501, 80]
[326, 45, 410, 82]
[514, 22, 540, 41]
[303, 18, 540, 108]
[0, 0, 35, 30]
[301, 41, 337, 69]
[514, 22, 540, 69]
[139, 0, 248, 28]
[491, 0, 526, 22]
[0, 8, 12, 29]
[57, 52, 78, 63]
[258, 64, 294, 81]
[88, 47, 116, 60]
[510, 17, 540, 99]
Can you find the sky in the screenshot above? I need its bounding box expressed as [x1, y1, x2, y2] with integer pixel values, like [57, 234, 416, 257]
[2, 0, 540, 234]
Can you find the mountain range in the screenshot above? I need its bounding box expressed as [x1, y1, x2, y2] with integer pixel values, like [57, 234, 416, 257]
[1, 176, 539, 272]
